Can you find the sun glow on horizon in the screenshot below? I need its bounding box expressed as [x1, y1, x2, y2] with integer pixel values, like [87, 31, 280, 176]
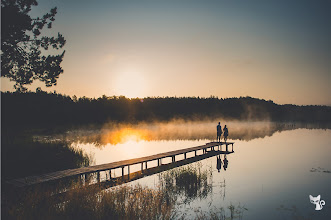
[112, 70, 147, 98]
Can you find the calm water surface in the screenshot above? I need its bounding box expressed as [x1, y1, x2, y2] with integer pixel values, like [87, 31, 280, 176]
[37, 122, 331, 219]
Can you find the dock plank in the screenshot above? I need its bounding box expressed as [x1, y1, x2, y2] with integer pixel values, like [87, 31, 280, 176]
[6, 141, 234, 187]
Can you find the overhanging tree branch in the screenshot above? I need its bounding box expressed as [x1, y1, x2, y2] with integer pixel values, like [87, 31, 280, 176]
[1, 0, 66, 91]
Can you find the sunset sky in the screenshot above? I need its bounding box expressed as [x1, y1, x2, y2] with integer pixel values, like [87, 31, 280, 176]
[1, 0, 330, 105]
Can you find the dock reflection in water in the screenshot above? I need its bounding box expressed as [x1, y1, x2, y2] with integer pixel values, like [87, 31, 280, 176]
[85, 148, 233, 190]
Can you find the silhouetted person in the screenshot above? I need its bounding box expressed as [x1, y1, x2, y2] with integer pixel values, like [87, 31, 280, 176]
[216, 155, 222, 172]
[217, 122, 222, 142]
[223, 125, 228, 142]
[223, 155, 228, 171]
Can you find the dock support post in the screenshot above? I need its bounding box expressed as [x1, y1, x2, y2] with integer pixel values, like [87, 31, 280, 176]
[184, 153, 187, 159]
[172, 156, 175, 162]
[97, 172, 100, 183]
[232, 144, 234, 152]
[145, 162, 147, 169]
[122, 167, 124, 178]
[79, 175, 83, 185]
[128, 166, 130, 179]
[141, 163, 143, 172]
[226, 144, 228, 152]
[195, 150, 197, 156]
[84, 173, 88, 184]
[109, 170, 112, 180]
[158, 159, 160, 166]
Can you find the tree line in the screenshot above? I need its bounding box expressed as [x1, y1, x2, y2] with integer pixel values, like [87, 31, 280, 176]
[2, 91, 330, 129]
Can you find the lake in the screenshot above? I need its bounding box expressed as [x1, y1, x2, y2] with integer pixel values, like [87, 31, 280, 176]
[34, 121, 331, 219]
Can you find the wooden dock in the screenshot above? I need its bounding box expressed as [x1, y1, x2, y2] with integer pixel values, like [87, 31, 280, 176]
[6, 141, 234, 187]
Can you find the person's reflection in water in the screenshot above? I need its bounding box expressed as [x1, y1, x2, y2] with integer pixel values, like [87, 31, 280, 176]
[216, 155, 222, 172]
[223, 154, 229, 171]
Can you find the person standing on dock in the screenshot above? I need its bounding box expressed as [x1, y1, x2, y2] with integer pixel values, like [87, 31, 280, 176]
[217, 122, 222, 142]
[223, 125, 229, 142]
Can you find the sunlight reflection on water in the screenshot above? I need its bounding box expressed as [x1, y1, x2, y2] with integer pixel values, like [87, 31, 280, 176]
[34, 121, 331, 219]
[35, 121, 310, 145]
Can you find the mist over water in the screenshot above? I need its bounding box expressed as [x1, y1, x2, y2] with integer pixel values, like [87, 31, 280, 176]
[34, 120, 329, 146]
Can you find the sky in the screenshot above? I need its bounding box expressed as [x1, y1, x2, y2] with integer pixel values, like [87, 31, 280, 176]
[1, 0, 330, 105]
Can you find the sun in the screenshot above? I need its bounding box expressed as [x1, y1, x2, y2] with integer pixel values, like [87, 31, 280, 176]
[113, 70, 146, 98]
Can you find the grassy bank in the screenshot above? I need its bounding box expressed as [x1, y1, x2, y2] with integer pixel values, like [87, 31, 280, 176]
[2, 164, 247, 220]
[2, 135, 90, 180]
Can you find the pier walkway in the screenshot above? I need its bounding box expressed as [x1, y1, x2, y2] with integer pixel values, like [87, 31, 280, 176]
[7, 141, 234, 187]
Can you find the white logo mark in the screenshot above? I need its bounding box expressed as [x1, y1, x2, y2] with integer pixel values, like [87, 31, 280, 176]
[309, 195, 325, 210]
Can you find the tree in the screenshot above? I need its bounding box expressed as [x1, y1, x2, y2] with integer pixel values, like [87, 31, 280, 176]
[1, 0, 66, 91]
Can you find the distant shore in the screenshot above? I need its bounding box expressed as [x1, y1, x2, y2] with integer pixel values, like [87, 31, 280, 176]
[2, 91, 331, 130]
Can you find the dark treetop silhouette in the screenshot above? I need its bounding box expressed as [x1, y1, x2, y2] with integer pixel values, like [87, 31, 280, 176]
[2, 91, 330, 130]
[1, 0, 66, 91]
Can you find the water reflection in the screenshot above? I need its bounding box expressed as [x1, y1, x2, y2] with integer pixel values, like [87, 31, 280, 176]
[100, 127, 151, 144]
[59, 150, 234, 193]
[6, 123, 331, 220]
[223, 154, 229, 171]
[216, 154, 229, 172]
[159, 162, 213, 205]
[217, 155, 222, 172]
[33, 121, 331, 146]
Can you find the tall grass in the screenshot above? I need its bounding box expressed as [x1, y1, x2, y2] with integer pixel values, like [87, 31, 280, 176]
[159, 163, 212, 204]
[2, 162, 247, 220]
[2, 183, 175, 220]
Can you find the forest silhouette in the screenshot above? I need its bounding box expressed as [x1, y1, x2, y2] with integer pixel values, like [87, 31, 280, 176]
[2, 91, 330, 130]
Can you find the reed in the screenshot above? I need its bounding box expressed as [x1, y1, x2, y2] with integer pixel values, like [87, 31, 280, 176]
[2, 183, 175, 220]
[2, 163, 247, 220]
[159, 163, 212, 204]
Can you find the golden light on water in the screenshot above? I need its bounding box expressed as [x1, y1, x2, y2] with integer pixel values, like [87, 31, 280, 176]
[101, 127, 151, 145]
[67, 121, 279, 146]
